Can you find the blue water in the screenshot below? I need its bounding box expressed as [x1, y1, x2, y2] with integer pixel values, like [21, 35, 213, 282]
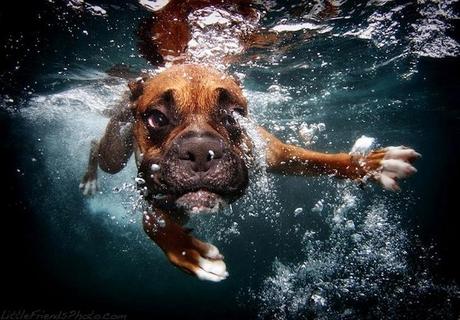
[1, 0, 459, 319]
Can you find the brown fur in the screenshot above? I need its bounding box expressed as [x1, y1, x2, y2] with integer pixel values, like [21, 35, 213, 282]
[80, 2, 420, 281]
[132, 65, 247, 164]
[136, 65, 246, 115]
[81, 62, 420, 279]
[138, 0, 257, 65]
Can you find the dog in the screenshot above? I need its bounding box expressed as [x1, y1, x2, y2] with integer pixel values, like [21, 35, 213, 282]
[80, 0, 420, 282]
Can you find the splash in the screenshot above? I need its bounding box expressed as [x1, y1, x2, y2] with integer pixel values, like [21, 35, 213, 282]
[235, 113, 281, 219]
[138, 0, 170, 12]
[13, 75, 142, 227]
[350, 135, 376, 155]
[299, 122, 326, 146]
[66, 0, 107, 17]
[410, 0, 460, 58]
[271, 22, 330, 33]
[256, 183, 458, 319]
[342, 4, 409, 49]
[22, 80, 127, 121]
[191, 112, 281, 243]
[341, 0, 459, 59]
[185, 6, 259, 69]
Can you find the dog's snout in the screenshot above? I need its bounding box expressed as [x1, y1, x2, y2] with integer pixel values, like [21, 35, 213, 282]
[177, 134, 224, 172]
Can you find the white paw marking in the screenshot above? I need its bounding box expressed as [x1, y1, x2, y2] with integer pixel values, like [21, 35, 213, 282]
[195, 268, 227, 282]
[198, 258, 227, 276]
[80, 179, 98, 196]
[383, 146, 421, 160]
[205, 244, 224, 260]
[376, 173, 400, 192]
[381, 159, 417, 178]
[375, 146, 420, 191]
[190, 243, 228, 282]
[195, 258, 228, 282]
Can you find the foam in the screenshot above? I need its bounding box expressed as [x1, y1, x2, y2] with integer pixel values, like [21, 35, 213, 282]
[350, 135, 376, 155]
[138, 0, 170, 12]
[257, 184, 457, 318]
[185, 6, 258, 68]
[271, 22, 327, 33]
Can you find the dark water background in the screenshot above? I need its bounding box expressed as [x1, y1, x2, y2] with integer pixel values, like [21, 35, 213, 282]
[1, 0, 459, 319]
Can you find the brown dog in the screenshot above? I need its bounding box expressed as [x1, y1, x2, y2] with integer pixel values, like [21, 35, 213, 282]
[80, 1, 420, 282]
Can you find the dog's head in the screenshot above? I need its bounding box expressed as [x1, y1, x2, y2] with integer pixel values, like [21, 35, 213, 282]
[130, 64, 249, 215]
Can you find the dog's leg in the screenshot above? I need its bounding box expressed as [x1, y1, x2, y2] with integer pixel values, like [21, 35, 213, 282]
[258, 127, 420, 191]
[80, 99, 134, 196]
[143, 209, 228, 282]
[80, 139, 100, 196]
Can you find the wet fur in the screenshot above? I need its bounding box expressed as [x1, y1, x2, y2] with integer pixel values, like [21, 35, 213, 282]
[80, 1, 420, 282]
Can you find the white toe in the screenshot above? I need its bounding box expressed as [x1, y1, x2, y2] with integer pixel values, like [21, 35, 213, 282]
[382, 159, 417, 178]
[378, 173, 400, 191]
[205, 244, 223, 260]
[195, 269, 226, 282]
[195, 267, 228, 282]
[82, 179, 97, 196]
[90, 180, 97, 194]
[198, 257, 228, 277]
[384, 147, 421, 160]
[83, 183, 90, 195]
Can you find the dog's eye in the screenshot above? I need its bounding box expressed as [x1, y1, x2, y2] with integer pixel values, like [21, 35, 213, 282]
[146, 110, 169, 129]
[220, 107, 245, 126]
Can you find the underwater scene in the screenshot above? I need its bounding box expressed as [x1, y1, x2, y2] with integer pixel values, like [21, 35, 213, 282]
[1, 0, 459, 319]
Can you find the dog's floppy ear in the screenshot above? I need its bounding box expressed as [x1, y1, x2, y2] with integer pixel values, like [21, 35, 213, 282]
[128, 76, 148, 101]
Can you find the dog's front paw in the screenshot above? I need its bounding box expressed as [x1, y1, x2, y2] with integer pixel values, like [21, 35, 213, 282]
[79, 173, 98, 196]
[166, 235, 228, 282]
[362, 146, 421, 191]
[143, 213, 228, 282]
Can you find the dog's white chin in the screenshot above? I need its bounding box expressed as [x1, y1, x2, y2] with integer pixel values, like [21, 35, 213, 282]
[175, 190, 227, 215]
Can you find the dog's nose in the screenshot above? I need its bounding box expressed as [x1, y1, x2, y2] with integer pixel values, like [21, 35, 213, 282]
[178, 135, 224, 172]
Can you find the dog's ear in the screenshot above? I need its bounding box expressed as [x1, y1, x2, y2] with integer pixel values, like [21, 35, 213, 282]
[128, 76, 148, 101]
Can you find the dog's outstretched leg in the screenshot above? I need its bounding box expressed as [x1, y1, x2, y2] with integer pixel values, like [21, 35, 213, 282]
[80, 139, 100, 196]
[143, 209, 228, 282]
[258, 126, 420, 191]
[80, 95, 134, 196]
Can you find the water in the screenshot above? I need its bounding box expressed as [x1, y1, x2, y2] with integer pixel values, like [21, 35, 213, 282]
[1, 0, 459, 319]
